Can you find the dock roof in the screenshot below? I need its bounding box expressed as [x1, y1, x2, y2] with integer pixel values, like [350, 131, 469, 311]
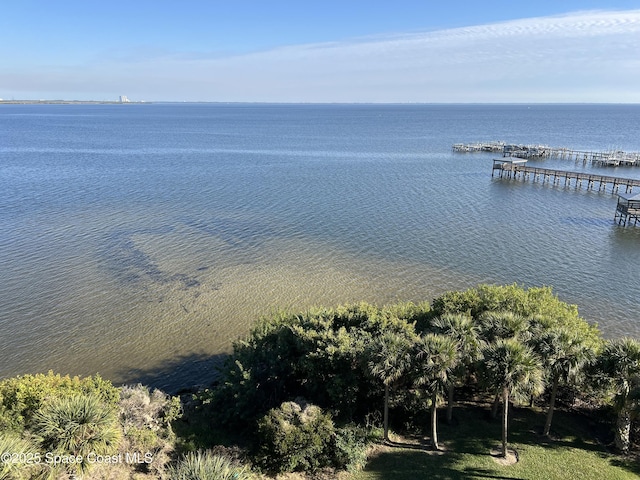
[618, 192, 640, 202]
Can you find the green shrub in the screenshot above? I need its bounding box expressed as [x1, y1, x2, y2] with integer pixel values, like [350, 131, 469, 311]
[118, 384, 180, 478]
[0, 371, 119, 432]
[31, 393, 121, 476]
[429, 284, 600, 346]
[169, 451, 252, 480]
[211, 303, 418, 429]
[119, 384, 181, 437]
[255, 399, 335, 473]
[333, 425, 376, 472]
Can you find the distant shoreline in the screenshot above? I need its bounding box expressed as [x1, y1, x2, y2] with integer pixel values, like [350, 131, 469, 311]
[0, 100, 150, 105]
[2, 101, 639, 106]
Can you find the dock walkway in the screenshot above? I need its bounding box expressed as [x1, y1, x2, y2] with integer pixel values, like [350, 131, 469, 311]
[492, 159, 640, 194]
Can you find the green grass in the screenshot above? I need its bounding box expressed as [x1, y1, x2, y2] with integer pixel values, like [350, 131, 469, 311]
[350, 404, 640, 480]
[173, 401, 639, 479]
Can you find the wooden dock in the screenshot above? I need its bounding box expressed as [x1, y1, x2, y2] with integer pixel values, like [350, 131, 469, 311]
[492, 159, 640, 194]
[615, 192, 640, 226]
[452, 141, 505, 153]
[454, 142, 640, 167]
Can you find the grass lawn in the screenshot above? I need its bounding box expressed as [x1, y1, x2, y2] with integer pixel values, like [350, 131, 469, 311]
[350, 404, 640, 480]
[173, 399, 640, 479]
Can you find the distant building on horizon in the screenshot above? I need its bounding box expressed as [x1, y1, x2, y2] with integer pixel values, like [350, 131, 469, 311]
[119, 95, 130, 103]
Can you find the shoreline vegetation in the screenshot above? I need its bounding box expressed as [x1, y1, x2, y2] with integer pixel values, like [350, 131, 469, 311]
[1, 284, 639, 479]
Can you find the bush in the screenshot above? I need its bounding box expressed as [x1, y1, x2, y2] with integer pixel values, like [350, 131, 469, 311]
[0, 371, 119, 432]
[118, 384, 181, 478]
[429, 284, 600, 346]
[119, 384, 181, 436]
[255, 399, 335, 473]
[31, 393, 121, 476]
[333, 425, 376, 472]
[211, 303, 419, 430]
[169, 451, 253, 480]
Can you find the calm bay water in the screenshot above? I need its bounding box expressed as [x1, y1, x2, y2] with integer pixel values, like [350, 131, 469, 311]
[1, 103, 639, 391]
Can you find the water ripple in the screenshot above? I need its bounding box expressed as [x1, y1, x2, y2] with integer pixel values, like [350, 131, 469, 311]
[2, 103, 640, 391]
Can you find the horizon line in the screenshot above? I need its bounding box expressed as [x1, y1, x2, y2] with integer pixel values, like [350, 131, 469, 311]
[3, 99, 640, 106]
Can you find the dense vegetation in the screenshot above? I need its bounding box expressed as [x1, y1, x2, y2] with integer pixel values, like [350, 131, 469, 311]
[200, 284, 637, 477]
[0, 372, 180, 479]
[1, 284, 640, 479]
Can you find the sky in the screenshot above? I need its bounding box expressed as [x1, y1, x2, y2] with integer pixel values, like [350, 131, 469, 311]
[2, 1, 640, 103]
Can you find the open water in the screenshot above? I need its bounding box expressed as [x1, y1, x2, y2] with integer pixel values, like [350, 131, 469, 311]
[1, 103, 639, 391]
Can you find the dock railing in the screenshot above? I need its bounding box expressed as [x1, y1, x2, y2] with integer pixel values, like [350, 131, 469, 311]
[491, 159, 640, 194]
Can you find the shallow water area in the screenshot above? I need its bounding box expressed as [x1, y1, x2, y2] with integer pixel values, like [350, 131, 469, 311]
[1, 103, 639, 391]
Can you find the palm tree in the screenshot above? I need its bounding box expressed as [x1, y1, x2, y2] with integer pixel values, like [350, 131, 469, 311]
[593, 337, 640, 454]
[478, 311, 529, 344]
[531, 327, 594, 437]
[367, 330, 415, 442]
[413, 333, 458, 450]
[481, 338, 544, 458]
[432, 313, 483, 423]
[479, 311, 532, 418]
[32, 394, 122, 475]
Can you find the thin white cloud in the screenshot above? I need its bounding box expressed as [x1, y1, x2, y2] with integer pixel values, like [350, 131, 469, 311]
[3, 10, 640, 102]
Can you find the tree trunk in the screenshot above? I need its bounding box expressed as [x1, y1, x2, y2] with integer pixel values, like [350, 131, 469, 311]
[615, 402, 631, 454]
[431, 391, 439, 450]
[446, 383, 454, 424]
[383, 383, 390, 441]
[501, 387, 509, 458]
[543, 374, 559, 437]
[491, 392, 500, 419]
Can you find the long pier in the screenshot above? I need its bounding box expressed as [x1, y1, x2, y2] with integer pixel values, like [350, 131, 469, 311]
[492, 159, 640, 194]
[454, 142, 640, 167]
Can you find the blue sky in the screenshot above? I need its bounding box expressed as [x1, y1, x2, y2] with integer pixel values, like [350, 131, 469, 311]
[2, 1, 640, 102]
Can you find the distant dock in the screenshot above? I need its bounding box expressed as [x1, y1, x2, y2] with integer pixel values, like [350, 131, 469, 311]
[452, 141, 506, 153]
[454, 141, 640, 167]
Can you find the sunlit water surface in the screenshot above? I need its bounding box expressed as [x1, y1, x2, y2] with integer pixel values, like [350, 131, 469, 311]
[1, 104, 639, 391]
